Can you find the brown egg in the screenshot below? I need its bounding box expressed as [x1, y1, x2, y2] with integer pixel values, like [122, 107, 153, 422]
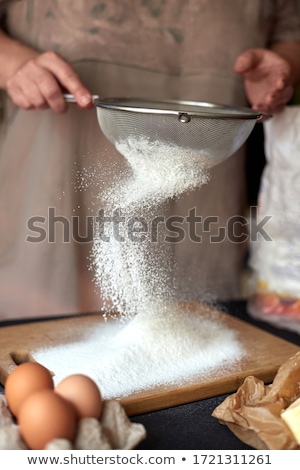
[18, 389, 77, 450]
[55, 374, 102, 419]
[5, 362, 54, 418]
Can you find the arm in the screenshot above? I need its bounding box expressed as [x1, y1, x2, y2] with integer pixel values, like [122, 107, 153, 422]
[0, 29, 38, 88]
[0, 29, 93, 113]
[234, 42, 300, 115]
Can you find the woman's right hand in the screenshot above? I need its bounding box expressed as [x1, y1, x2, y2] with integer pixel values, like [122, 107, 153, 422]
[5, 50, 93, 113]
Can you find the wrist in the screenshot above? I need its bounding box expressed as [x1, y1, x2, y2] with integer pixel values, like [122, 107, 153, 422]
[0, 32, 39, 89]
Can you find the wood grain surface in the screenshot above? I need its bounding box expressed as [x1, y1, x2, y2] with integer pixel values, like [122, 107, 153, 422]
[0, 304, 299, 416]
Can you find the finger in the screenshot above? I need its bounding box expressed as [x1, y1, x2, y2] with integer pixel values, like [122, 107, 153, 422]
[35, 74, 68, 113]
[37, 51, 93, 107]
[265, 84, 294, 106]
[253, 82, 293, 112]
[274, 74, 291, 91]
[252, 102, 275, 116]
[274, 76, 286, 91]
[271, 104, 286, 114]
[253, 97, 289, 115]
[12, 57, 68, 113]
[264, 103, 286, 115]
[18, 77, 50, 110]
[234, 48, 263, 75]
[6, 82, 33, 109]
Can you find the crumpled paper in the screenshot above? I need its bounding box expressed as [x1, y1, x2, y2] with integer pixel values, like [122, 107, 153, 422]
[0, 395, 146, 450]
[212, 350, 300, 450]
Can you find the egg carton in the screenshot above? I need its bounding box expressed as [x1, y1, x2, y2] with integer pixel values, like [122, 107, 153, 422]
[0, 396, 146, 450]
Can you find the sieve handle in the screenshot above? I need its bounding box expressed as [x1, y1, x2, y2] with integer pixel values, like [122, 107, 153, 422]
[63, 93, 100, 103]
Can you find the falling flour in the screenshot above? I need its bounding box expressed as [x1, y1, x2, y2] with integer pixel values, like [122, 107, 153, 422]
[113, 137, 211, 208]
[92, 137, 210, 317]
[44, 135, 245, 398]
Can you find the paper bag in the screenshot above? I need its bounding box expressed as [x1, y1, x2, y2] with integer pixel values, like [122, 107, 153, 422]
[212, 351, 300, 450]
[247, 106, 300, 334]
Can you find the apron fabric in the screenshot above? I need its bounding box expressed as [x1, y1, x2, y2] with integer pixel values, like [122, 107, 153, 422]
[0, 0, 299, 319]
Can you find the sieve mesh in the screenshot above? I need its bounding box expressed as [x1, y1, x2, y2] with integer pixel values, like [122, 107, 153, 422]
[94, 99, 267, 168]
[98, 109, 257, 167]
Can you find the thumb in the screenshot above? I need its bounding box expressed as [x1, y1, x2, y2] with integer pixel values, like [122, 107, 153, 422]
[234, 48, 263, 75]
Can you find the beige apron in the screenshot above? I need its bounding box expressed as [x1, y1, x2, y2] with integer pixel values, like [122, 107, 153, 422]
[0, 0, 299, 319]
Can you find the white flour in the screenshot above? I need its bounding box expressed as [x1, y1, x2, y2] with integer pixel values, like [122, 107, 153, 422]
[113, 138, 210, 208]
[92, 137, 210, 317]
[52, 135, 245, 398]
[33, 305, 244, 399]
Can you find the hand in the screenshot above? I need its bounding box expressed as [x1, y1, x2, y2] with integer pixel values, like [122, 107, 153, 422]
[6, 50, 93, 113]
[234, 48, 294, 115]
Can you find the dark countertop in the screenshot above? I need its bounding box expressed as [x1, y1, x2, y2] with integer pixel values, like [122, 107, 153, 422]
[1, 300, 299, 450]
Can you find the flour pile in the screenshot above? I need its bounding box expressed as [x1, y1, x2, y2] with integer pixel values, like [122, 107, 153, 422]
[33, 305, 244, 399]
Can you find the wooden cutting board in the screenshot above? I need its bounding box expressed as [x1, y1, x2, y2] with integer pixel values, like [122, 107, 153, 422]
[0, 304, 299, 416]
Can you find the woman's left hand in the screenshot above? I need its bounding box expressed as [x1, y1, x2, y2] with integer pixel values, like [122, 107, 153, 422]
[234, 48, 294, 115]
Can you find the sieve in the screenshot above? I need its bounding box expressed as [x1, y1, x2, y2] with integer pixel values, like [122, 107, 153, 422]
[65, 95, 270, 168]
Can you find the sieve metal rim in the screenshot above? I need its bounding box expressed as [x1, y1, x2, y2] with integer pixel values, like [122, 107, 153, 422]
[94, 98, 268, 120]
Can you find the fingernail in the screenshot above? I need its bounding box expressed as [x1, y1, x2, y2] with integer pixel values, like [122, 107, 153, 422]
[80, 94, 92, 105]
